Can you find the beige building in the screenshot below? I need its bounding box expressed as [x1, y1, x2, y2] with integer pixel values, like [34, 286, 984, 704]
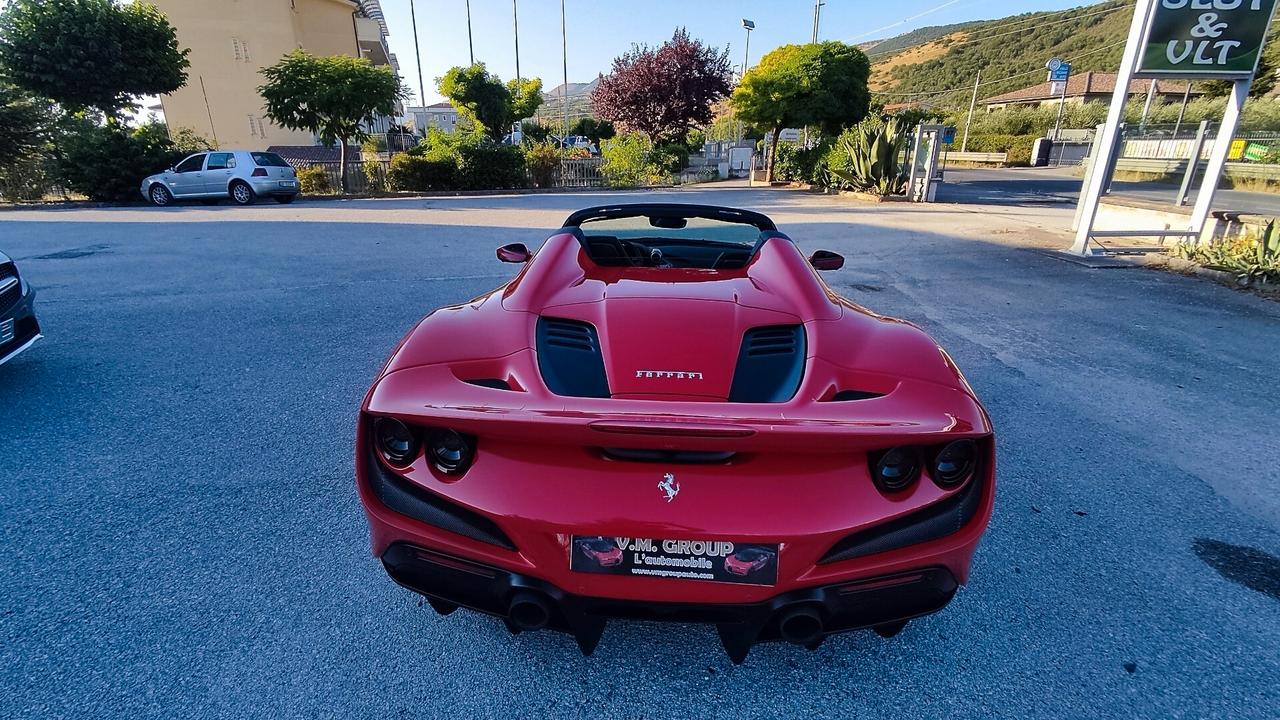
[150, 0, 400, 149]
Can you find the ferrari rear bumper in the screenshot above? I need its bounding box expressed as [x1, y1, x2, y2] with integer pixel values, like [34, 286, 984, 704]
[382, 541, 957, 663]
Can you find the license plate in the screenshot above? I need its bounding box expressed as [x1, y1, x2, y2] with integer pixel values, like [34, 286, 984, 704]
[279, 181, 296, 188]
[0, 318, 13, 344]
[570, 536, 779, 586]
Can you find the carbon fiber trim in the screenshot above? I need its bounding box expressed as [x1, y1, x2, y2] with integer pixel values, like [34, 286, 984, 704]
[365, 447, 517, 551]
[819, 474, 985, 564]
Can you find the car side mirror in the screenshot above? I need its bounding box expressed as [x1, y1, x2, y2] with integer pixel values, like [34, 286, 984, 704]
[167, 167, 175, 173]
[496, 243, 532, 263]
[809, 250, 844, 271]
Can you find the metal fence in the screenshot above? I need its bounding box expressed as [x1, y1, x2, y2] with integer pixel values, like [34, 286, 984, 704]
[291, 156, 607, 194]
[556, 158, 605, 188]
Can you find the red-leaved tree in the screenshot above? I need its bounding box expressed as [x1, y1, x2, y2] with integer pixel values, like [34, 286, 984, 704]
[592, 28, 732, 143]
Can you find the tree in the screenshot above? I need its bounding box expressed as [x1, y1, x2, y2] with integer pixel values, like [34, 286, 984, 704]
[58, 119, 185, 202]
[438, 64, 544, 142]
[259, 50, 404, 193]
[569, 118, 616, 148]
[592, 28, 732, 143]
[0, 0, 188, 117]
[0, 81, 49, 164]
[732, 42, 871, 181]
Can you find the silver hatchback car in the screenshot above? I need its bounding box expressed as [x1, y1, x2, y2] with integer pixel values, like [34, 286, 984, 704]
[141, 150, 300, 206]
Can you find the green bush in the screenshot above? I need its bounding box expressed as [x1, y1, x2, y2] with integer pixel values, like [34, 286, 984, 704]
[600, 133, 663, 188]
[362, 159, 388, 193]
[297, 165, 332, 194]
[58, 120, 184, 202]
[960, 134, 1039, 166]
[524, 141, 562, 188]
[650, 142, 689, 174]
[456, 144, 527, 190]
[0, 151, 55, 202]
[772, 141, 832, 184]
[387, 154, 457, 191]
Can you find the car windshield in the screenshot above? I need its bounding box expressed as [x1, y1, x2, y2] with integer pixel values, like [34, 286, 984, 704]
[736, 548, 767, 560]
[251, 152, 291, 167]
[578, 216, 760, 270]
[584, 539, 616, 552]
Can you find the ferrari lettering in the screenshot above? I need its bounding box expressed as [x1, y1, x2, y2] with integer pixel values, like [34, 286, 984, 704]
[635, 370, 704, 379]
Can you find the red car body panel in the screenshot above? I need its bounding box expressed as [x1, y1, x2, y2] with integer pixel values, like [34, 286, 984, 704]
[357, 204, 995, 660]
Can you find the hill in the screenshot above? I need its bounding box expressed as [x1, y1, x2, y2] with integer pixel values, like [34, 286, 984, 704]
[869, 0, 1133, 107]
[861, 20, 982, 57]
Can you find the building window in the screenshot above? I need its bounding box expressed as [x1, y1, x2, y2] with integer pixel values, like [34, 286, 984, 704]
[232, 38, 252, 63]
[248, 114, 258, 138]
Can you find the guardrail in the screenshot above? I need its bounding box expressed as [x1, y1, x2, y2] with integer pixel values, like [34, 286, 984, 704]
[1112, 157, 1280, 181]
[943, 151, 1008, 165]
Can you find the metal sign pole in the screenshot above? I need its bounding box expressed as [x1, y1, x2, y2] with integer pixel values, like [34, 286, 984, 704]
[1176, 119, 1209, 207]
[1069, 0, 1157, 256]
[1187, 77, 1252, 236]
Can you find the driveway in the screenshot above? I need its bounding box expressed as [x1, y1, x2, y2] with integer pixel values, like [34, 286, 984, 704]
[938, 165, 1280, 216]
[1, 188, 1277, 718]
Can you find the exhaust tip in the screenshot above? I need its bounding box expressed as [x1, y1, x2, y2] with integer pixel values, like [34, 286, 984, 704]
[777, 605, 824, 646]
[508, 590, 551, 631]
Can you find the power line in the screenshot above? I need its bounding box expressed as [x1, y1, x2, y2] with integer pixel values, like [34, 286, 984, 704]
[867, 1, 1132, 58]
[874, 38, 1128, 100]
[849, 0, 975, 42]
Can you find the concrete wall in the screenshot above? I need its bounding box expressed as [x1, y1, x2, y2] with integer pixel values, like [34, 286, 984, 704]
[150, 0, 365, 150]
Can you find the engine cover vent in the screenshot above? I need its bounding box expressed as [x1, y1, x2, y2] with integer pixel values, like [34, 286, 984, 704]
[728, 325, 805, 403]
[536, 317, 610, 398]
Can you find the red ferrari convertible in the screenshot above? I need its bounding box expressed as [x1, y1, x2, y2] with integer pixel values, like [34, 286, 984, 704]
[357, 203, 995, 663]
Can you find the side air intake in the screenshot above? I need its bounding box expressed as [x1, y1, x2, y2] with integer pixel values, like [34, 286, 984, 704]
[536, 317, 610, 398]
[728, 325, 806, 403]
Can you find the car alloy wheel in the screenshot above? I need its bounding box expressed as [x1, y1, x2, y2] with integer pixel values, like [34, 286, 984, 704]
[150, 185, 172, 206]
[231, 182, 254, 206]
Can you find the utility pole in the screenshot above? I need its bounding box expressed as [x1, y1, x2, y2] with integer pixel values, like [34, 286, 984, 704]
[811, 0, 824, 43]
[410, 0, 426, 111]
[513, 0, 521, 83]
[961, 69, 980, 153]
[466, 0, 474, 65]
[561, 0, 569, 136]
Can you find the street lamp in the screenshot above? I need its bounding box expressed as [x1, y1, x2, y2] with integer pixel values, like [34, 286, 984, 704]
[741, 19, 755, 77]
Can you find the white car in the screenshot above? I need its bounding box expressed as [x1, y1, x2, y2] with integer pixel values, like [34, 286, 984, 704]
[140, 150, 300, 206]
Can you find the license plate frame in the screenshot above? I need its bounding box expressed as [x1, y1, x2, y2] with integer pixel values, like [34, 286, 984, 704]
[570, 536, 779, 586]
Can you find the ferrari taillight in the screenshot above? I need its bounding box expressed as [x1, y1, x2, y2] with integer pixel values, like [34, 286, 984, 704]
[427, 428, 475, 475]
[932, 440, 977, 488]
[870, 446, 921, 493]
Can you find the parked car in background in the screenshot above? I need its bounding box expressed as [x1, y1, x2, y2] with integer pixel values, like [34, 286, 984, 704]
[140, 151, 299, 207]
[0, 250, 41, 366]
[557, 135, 599, 155]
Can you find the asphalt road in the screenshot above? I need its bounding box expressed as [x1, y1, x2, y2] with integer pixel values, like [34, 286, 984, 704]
[2, 188, 1278, 719]
[938, 165, 1280, 216]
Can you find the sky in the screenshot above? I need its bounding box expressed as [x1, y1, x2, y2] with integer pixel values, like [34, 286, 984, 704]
[383, 0, 1101, 106]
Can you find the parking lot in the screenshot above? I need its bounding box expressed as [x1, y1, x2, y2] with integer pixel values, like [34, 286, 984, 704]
[2, 187, 1278, 719]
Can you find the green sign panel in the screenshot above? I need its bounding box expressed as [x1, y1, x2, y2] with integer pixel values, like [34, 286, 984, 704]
[1138, 0, 1279, 77]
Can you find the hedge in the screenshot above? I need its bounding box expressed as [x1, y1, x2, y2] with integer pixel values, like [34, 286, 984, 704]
[388, 154, 457, 191]
[955, 134, 1039, 167]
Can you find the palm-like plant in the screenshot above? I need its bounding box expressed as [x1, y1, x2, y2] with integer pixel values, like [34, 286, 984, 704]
[829, 117, 909, 196]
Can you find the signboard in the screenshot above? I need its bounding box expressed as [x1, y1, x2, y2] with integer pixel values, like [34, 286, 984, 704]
[1047, 58, 1072, 82]
[1138, 0, 1279, 77]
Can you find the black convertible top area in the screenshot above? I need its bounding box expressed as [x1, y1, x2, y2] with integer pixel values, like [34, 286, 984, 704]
[561, 203, 787, 270]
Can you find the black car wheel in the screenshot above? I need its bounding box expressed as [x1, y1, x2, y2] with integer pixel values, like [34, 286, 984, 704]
[274, 195, 296, 205]
[230, 181, 255, 206]
[149, 184, 173, 207]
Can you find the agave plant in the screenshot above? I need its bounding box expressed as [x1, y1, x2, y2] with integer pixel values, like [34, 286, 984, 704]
[829, 118, 910, 196]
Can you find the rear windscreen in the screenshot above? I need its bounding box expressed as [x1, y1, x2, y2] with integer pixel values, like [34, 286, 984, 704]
[251, 152, 291, 167]
[579, 217, 759, 270]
